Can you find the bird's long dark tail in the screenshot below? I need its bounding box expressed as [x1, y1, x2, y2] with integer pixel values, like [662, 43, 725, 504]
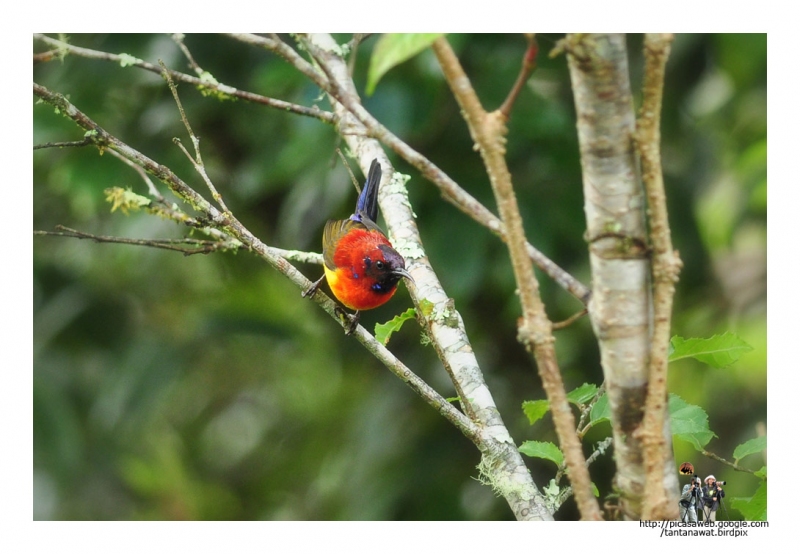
[353, 158, 381, 224]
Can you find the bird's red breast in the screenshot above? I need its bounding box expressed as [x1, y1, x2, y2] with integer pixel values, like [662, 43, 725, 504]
[322, 219, 408, 311]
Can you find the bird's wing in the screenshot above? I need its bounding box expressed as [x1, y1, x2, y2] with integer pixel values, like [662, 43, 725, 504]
[322, 218, 366, 270]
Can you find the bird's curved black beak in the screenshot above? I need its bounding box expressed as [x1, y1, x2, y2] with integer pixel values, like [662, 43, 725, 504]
[392, 267, 414, 284]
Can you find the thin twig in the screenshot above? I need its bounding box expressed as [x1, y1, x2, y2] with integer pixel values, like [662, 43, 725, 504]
[34, 137, 93, 150]
[226, 33, 331, 92]
[172, 33, 205, 77]
[499, 35, 539, 118]
[106, 149, 165, 201]
[553, 436, 613, 511]
[35, 226, 238, 256]
[577, 382, 606, 437]
[159, 60, 230, 214]
[552, 308, 588, 330]
[346, 34, 367, 77]
[33, 48, 61, 64]
[33, 34, 336, 125]
[699, 449, 760, 476]
[335, 148, 362, 195]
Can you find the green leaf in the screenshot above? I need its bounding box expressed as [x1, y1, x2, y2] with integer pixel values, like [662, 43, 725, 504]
[669, 332, 753, 368]
[522, 399, 549, 425]
[567, 383, 598, 405]
[669, 394, 716, 450]
[732, 435, 767, 463]
[731, 480, 767, 521]
[519, 441, 564, 467]
[374, 307, 416, 345]
[366, 34, 444, 95]
[591, 482, 600, 497]
[590, 393, 610, 425]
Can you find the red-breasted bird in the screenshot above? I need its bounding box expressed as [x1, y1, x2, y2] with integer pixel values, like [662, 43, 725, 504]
[303, 158, 413, 333]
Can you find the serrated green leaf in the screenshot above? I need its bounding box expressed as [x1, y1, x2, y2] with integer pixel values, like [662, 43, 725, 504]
[519, 441, 564, 467]
[732, 435, 767, 463]
[590, 393, 610, 425]
[669, 332, 753, 368]
[522, 399, 549, 425]
[669, 394, 717, 450]
[366, 34, 444, 95]
[567, 383, 598, 405]
[731, 480, 767, 521]
[374, 307, 416, 345]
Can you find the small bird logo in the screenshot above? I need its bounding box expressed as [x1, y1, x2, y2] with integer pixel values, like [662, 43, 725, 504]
[304, 158, 413, 333]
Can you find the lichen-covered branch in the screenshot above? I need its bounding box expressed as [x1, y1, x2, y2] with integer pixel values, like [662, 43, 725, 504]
[33, 81, 478, 444]
[302, 33, 554, 521]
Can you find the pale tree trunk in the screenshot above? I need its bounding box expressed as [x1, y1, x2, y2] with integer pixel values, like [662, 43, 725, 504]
[565, 33, 680, 519]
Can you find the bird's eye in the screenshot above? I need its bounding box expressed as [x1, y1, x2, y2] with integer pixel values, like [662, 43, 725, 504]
[375, 260, 385, 270]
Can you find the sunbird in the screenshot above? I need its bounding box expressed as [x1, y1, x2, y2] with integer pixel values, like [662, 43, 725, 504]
[303, 158, 413, 333]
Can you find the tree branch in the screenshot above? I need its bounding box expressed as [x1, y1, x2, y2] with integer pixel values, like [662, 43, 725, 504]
[33, 33, 336, 125]
[260, 33, 590, 306]
[498, 35, 539, 119]
[700, 449, 761, 476]
[564, 33, 679, 520]
[303, 33, 554, 521]
[159, 60, 230, 214]
[225, 33, 332, 92]
[33, 77, 482, 475]
[432, 36, 601, 521]
[34, 226, 239, 256]
[34, 137, 93, 150]
[634, 33, 682, 520]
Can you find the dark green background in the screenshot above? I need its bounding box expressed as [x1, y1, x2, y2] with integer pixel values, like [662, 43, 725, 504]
[33, 34, 766, 520]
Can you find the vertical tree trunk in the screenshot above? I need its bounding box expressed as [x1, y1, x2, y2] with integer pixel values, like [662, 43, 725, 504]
[566, 33, 678, 519]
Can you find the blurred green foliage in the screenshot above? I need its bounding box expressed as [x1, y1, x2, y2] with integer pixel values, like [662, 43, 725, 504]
[33, 33, 766, 520]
